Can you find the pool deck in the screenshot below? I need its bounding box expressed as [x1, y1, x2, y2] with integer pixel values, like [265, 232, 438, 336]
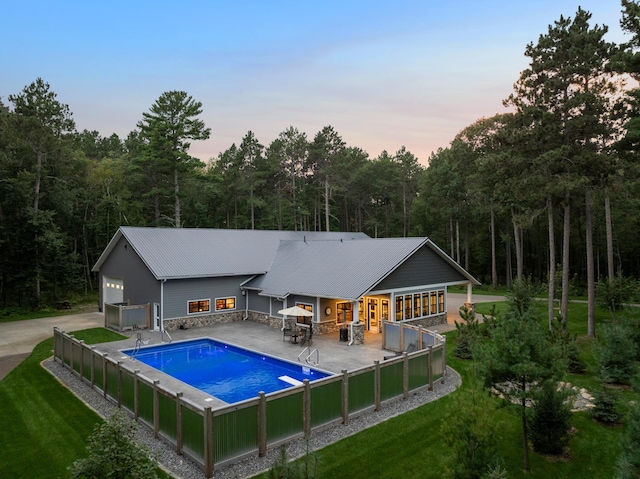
[88, 320, 424, 409]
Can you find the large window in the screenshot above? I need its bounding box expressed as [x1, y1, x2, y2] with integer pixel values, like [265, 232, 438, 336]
[295, 303, 312, 324]
[394, 289, 446, 321]
[215, 297, 235, 311]
[337, 302, 353, 323]
[188, 299, 210, 314]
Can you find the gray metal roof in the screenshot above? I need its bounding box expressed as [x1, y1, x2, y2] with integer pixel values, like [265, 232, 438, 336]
[91, 227, 369, 279]
[245, 237, 430, 300]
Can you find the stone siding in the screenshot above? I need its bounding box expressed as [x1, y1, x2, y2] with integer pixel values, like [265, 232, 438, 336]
[163, 311, 243, 331]
[403, 313, 447, 329]
[351, 323, 365, 345]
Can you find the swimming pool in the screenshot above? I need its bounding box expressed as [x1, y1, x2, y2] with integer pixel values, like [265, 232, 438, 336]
[122, 339, 332, 403]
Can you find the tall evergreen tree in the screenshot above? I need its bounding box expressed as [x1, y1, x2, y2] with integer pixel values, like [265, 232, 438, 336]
[137, 91, 210, 227]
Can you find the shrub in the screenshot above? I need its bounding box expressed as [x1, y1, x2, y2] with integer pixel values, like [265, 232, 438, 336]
[442, 388, 498, 479]
[590, 387, 622, 424]
[615, 402, 640, 479]
[267, 438, 319, 479]
[596, 275, 639, 318]
[70, 410, 158, 479]
[454, 306, 480, 359]
[528, 381, 573, 455]
[594, 323, 638, 385]
[550, 317, 586, 374]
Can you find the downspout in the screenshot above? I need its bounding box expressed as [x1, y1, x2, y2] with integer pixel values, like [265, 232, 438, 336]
[243, 290, 249, 320]
[160, 279, 165, 332]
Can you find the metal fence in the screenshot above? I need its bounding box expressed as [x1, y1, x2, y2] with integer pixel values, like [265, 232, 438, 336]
[381, 320, 446, 352]
[104, 302, 150, 331]
[53, 327, 446, 478]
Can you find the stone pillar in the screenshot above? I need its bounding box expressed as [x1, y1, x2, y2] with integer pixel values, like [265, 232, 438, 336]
[351, 323, 365, 345]
[463, 302, 476, 314]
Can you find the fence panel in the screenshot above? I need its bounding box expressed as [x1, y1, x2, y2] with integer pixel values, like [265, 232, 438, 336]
[213, 404, 259, 463]
[158, 392, 177, 441]
[383, 322, 401, 351]
[348, 369, 375, 414]
[94, 354, 104, 391]
[72, 341, 82, 374]
[122, 305, 149, 329]
[105, 360, 118, 401]
[310, 378, 342, 428]
[105, 303, 120, 329]
[432, 346, 444, 381]
[181, 405, 205, 462]
[121, 370, 135, 413]
[404, 328, 419, 350]
[408, 353, 429, 390]
[137, 380, 154, 427]
[266, 391, 304, 444]
[379, 361, 403, 402]
[421, 330, 435, 347]
[81, 347, 92, 381]
[54, 331, 64, 363]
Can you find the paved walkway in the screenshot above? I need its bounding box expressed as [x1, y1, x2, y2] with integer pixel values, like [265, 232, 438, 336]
[0, 293, 507, 381]
[0, 311, 104, 380]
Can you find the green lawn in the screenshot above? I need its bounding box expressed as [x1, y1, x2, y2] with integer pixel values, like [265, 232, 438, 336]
[0, 328, 125, 478]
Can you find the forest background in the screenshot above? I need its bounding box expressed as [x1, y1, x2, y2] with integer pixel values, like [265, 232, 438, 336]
[2, 3, 640, 327]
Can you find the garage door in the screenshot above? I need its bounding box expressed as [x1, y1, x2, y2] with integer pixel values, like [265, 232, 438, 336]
[103, 276, 124, 310]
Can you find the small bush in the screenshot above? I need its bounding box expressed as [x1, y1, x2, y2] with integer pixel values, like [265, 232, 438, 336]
[70, 410, 158, 479]
[454, 306, 480, 359]
[615, 402, 640, 479]
[590, 387, 622, 424]
[594, 323, 638, 385]
[596, 275, 639, 318]
[528, 381, 573, 455]
[550, 317, 586, 374]
[267, 438, 319, 479]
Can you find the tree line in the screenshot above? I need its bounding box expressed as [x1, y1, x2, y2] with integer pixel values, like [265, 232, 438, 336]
[2, 3, 640, 314]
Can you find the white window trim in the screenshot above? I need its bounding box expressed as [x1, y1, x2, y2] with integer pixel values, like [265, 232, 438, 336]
[215, 296, 237, 311]
[187, 298, 211, 315]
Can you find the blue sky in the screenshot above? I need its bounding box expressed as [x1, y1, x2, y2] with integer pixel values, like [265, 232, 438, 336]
[0, 0, 628, 165]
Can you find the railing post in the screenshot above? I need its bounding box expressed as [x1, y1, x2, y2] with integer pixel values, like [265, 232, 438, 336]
[53, 327, 59, 363]
[90, 346, 95, 388]
[341, 370, 349, 425]
[441, 340, 447, 382]
[258, 392, 267, 457]
[374, 361, 381, 412]
[69, 335, 75, 372]
[204, 406, 214, 478]
[176, 392, 183, 455]
[303, 379, 311, 437]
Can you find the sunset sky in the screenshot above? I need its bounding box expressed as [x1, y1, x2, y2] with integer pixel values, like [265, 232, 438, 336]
[0, 0, 629, 165]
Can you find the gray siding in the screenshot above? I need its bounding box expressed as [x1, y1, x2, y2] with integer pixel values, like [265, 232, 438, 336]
[373, 245, 467, 292]
[99, 236, 160, 310]
[163, 276, 251, 320]
[248, 291, 270, 314]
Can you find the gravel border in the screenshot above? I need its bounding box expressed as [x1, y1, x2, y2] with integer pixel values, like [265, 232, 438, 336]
[44, 358, 460, 479]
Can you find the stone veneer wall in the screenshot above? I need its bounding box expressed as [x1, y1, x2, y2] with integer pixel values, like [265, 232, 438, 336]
[163, 311, 243, 331]
[163, 310, 345, 335]
[403, 313, 447, 329]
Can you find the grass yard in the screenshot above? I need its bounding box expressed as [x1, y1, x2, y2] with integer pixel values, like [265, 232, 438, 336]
[0, 328, 129, 478]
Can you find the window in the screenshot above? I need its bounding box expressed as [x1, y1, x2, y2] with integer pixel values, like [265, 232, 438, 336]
[295, 303, 312, 324]
[438, 290, 445, 313]
[188, 299, 210, 314]
[404, 296, 413, 320]
[337, 302, 353, 323]
[395, 296, 403, 321]
[422, 292, 429, 316]
[413, 294, 421, 318]
[430, 292, 437, 315]
[381, 300, 389, 321]
[215, 297, 235, 311]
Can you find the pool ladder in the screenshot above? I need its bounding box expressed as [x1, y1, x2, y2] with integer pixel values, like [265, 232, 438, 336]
[298, 347, 319, 366]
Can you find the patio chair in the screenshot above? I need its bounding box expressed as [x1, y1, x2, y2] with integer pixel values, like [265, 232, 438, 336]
[383, 342, 416, 360]
[283, 321, 293, 342]
[300, 324, 313, 346]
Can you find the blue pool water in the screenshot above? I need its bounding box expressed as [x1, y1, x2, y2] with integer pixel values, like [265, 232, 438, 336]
[123, 339, 331, 403]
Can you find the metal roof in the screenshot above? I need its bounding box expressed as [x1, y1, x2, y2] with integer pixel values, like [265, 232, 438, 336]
[245, 237, 431, 300]
[91, 227, 369, 279]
